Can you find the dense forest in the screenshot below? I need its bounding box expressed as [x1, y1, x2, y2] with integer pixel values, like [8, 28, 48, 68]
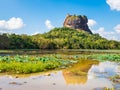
[0, 27, 120, 49]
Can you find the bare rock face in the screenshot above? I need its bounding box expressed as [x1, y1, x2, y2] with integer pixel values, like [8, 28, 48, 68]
[63, 14, 92, 34]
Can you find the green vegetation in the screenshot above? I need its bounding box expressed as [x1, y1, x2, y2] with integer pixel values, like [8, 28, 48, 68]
[0, 27, 120, 49]
[87, 54, 120, 62]
[0, 53, 120, 74]
[0, 55, 77, 74]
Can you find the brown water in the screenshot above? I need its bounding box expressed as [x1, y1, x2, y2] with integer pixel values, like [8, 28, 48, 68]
[0, 60, 120, 90]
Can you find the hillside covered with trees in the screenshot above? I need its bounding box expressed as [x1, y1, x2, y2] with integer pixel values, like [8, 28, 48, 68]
[0, 27, 120, 49]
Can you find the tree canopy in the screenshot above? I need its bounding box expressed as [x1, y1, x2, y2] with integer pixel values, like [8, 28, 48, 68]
[0, 27, 120, 49]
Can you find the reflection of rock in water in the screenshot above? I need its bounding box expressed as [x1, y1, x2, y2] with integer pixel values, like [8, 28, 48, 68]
[63, 60, 99, 85]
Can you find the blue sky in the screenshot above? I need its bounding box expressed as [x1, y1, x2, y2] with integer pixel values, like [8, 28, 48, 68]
[0, 0, 120, 41]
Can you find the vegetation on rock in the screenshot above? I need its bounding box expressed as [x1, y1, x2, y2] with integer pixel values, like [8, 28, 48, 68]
[63, 14, 92, 34]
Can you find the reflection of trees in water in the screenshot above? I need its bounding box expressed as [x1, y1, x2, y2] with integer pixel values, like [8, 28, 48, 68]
[63, 59, 99, 85]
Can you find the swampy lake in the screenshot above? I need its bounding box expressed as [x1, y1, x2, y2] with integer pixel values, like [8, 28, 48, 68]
[0, 50, 120, 90]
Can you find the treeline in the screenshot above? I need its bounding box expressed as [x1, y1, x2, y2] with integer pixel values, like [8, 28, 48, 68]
[0, 33, 38, 49]
[0, 27, 120, 49]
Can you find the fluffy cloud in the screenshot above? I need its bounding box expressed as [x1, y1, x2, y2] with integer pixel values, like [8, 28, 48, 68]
[45, 20, 54, 29]
[106, 0, 120, 11]
[92, 27, 113, 37]
[92, 27, 120, 41]
[0, 17, 25, 30]
[88, 19, 97, 27]
[88, 18, 120, 41]
[32, 31, 40, 35]
[114, 24, 120, 33]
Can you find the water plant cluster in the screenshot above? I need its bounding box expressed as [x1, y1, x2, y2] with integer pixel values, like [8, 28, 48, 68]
[0, 55, 77, 74]
[0, 53, 120, 74]
[88, 54, 120, 62]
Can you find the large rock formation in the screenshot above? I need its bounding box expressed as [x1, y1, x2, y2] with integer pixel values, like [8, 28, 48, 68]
[63, 14, 92, 34]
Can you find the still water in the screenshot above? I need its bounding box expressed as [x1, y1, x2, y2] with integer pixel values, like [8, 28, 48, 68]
[0, 60, 120, 90]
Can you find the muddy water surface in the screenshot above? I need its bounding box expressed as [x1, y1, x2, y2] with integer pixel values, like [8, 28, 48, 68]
[0, 60, 120, 90]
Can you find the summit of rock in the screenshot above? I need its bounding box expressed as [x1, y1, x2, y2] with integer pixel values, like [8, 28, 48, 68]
[63, 14, 92, 34]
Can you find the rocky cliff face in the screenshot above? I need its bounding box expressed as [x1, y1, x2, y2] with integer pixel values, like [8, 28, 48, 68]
[63, 14, 92, 34]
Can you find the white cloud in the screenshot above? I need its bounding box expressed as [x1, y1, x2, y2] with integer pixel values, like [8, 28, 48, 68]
[92, 27, 112, 37]
[88, 19, 97, 27]
[114, 24, 120, 33]
[106, 0, 120, 11]
[88, 19, 120, 41]
[0, 30, 7, 33]
[92, 27, 120, 41]
[45, 20, 54, 29]
[92, 27, 105, 35]
[0, 17, 24, 30]
[32, 31, 40, 35]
